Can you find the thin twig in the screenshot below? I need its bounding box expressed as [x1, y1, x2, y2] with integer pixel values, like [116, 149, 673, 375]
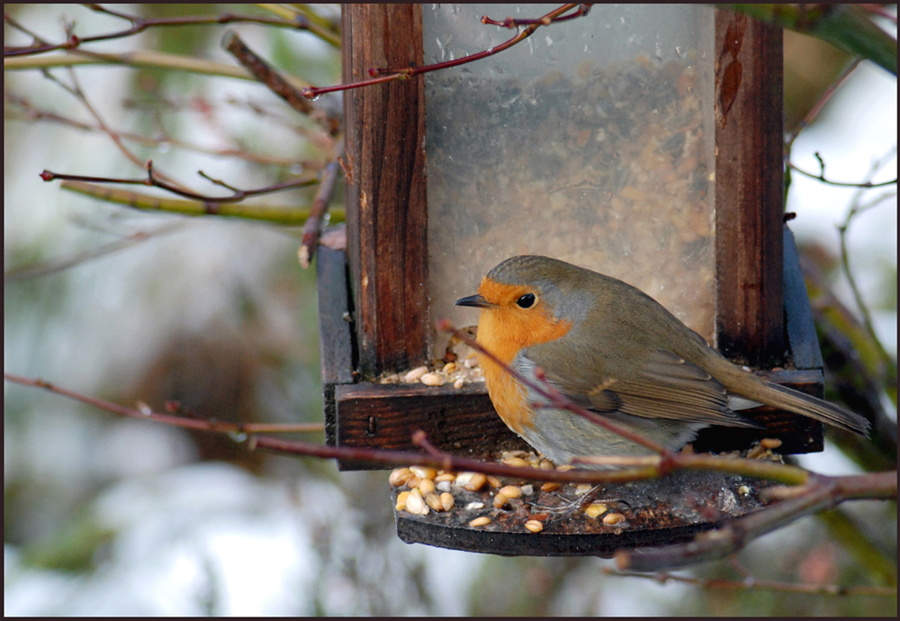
[6, 370, 895, 573]
[301, 4, 590, 100]
[4, 4, 336, 58]
[437, 319, 672, 457]
[3, 371, 817, 486]
[787, 162, 896, 188]
[41, 161, 320, 204]
[298, 143, 344, 268]
[5, 92, 315, 168]
[838, 148, 899, 378]
[222, 31, 341, 137]
[614, 470, 897, 570]
[602, 567, 897, 597]
[40, 66, 190, 191]
[2, 371, 661, 485]
[785, 58, 862, 154]
[4, 222, 184, 283]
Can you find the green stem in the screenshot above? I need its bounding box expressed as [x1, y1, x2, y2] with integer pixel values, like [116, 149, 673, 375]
[60, 180, 345, 225]
[5, 49, 310, 89]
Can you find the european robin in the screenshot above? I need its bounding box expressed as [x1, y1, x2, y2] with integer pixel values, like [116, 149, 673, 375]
[456, 255, 869, 466]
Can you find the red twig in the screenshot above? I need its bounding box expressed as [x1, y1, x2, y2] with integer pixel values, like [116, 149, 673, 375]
[1, 371, 662, 485]
[436, 319, 672, 458]
[615, 470, 897, 570]
[785, 58, 862, 151]
[6, 92, 315, 168]
[301, 4, 590, 100]
[298, 144, 344, 269]
[40, 160, 319, 205]
[4, 4, 328, 58]
[222, 31, 341, 137]
[787, 162, 897, 188]
[602, 566, 897, 597]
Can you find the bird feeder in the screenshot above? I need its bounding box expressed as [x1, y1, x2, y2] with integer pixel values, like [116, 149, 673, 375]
[317, 4, 826, 555]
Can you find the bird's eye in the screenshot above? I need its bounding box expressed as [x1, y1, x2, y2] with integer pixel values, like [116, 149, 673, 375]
[516, 293, 536, 309]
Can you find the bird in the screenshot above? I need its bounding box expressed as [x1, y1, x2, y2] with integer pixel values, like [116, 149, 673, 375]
[455, 255, 869, 467]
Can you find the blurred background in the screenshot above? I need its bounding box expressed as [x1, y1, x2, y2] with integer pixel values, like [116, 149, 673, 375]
[4, 4, 896, 615]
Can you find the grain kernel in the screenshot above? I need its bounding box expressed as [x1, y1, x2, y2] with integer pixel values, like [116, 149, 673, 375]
[454, 472, 476, 487]
[406, 475, 422, 489]
[406, 489, 429, 515]
[395, 491, 410, 511]
[524, 520, 544, 533]
[404, 366, 428, 382]
[502, 457, 530, 468]
[410, 466, 436, 480]
[465, 472, 488, 492]
[760, 438, 782, 450]
[469, 516, 491, 527]
[541, 482, 561, 492]
[418, 478, 435, 494]
[746, 445, 766, 459]
[424, 492, 444, 511]
[603, 512, 626, 525]
[435, 473, 457, 483]
[487, 476, 502, 489]
[493, 493, 509, 509]
[499, 485, 521, 499]
[440, 492, 455, 511]
[453, 378, 465, 389]
[585, 503, 608, 518]
[389, 467, 413, 487]
[539, 459, 555, 470]
[442, 362, 457, 374]
[420, 372, 444, 387]
[574, 483, 593, 495]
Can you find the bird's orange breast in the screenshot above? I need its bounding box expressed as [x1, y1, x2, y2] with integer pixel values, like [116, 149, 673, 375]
[475, 278, 573, 435]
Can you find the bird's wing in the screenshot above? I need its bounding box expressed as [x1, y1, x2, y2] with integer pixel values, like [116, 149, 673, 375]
[547, 350, 762, 429]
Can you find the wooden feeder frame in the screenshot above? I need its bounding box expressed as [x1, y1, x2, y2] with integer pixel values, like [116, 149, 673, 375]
[316, 5, 825, 555]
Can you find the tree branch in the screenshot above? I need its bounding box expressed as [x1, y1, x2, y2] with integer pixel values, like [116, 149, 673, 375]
[41, 161, 320, 204]
[50, 180, 342, 226]
[4, 4, 336, 58]
[615, 470, 897, 570]
[602, 566, 896, 597]
[301, 4, 591, 100]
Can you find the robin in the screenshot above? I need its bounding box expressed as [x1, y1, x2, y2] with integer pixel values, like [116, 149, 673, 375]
[456, 255, 869, 467]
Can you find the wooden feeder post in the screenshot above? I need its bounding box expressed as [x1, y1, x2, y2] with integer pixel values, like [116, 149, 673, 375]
[317, 4, 827, 555]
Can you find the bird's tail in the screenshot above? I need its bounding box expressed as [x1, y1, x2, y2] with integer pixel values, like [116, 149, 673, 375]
[712, 361, 870, 435]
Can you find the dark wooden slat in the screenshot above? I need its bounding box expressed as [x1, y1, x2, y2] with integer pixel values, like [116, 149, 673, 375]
[334, 368, 825, 470]
[692, 369, 824, 454]
[316, 246, 356, 448]
[783, 225, 825, 371]
[342, 4, 429, 378]
[714, 10, 785, 367]
[334, 382, 530, 470]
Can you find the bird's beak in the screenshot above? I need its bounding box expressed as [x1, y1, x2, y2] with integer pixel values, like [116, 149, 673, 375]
[455, 294, 495, 309]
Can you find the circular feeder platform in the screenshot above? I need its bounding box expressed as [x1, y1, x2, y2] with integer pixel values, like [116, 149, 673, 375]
[392, 468, 780, 557]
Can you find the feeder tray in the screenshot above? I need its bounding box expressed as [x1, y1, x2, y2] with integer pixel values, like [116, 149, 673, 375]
[390, 467, 781, 557]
